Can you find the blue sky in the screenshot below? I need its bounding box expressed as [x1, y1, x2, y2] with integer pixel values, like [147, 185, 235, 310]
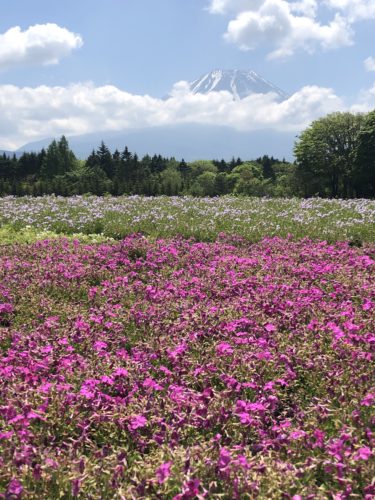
[1, 0, 375, 149]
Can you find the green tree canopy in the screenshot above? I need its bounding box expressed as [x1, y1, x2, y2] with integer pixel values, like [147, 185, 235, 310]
[294, 112, 365, 198]
[355, 109, 375, 197]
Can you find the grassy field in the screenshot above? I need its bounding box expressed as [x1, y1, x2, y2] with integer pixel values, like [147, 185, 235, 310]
[0, 195, 374, 243]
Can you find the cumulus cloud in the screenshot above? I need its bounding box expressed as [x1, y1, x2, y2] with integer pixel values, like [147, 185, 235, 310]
[0, 81, 345, 149]
[325, 0, 375, 22]
[223, 0, 353, 58]
[208, 0, 368, 58]
[0, 23, 83, 71]
[364, 56, 375, 72]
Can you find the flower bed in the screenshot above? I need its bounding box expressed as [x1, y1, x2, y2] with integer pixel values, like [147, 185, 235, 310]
[0, 235, 374, 498]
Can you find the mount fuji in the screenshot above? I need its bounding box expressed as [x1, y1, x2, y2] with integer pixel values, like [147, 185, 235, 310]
[189, 69, 288, 101]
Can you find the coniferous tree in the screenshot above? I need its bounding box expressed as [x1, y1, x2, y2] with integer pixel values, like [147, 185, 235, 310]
[97, 142, 114, 179]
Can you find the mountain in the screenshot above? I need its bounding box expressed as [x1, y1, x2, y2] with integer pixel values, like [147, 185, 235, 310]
[16, 125, 295, 161]
[0, 150, 17, 157]
[189, 69, 288, 101]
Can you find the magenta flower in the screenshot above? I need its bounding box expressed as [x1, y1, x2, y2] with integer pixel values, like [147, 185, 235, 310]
[7, 479, 23, 496]
[129, 415, 147, 430]
[143, 378, 163, 391]
[290, 430, 306, 440]
[100, 375, 114, 385]
[361, 393, 374, 407]
[80, 386, 95, 399]
[218, 447, 231, 469]
[156, 461, 172, 484]
[0, 431, 14, 439]
[112, 367, 129, 377]
[216, 342, 234, 356]
[264, 323, 276, 332]
[38, 383, 53, 395]
[71, 478, 81, 496]
[354, 447, 372, 461]
[93, 341, 108, 351]
[0, 303, 13, 314]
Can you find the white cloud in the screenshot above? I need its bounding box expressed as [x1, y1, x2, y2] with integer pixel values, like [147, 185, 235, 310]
[325, 0, 375, 22]
[208, 0, 261, 14]
[0, 23, 83, 71]
[223, 0, 353, 58]
[208, 0, 375, 58]
[290, 0, 318, 18]
[364, 56, 375, 72]
[0, 81, 345, 150]
[350, 82, 375, 112]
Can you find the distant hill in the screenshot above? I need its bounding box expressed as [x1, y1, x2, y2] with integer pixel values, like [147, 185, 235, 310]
[16, 124, 296, 161]
[0, 150, 17, 157]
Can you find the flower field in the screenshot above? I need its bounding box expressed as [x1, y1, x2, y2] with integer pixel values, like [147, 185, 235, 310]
[0, 195, 374, 242]
[0, 231, 374, 498]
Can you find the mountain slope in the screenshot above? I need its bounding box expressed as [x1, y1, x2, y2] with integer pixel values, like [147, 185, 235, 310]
[16, 125, 295, 161]
[189, 69, 288, 101]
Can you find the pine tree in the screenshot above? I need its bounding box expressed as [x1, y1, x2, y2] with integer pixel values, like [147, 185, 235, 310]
[97, 142, 114, 179]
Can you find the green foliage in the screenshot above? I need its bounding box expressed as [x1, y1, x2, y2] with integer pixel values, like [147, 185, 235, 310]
[294, 112, 367, 198]
[354, 109, 375, 197]
[40, 136, 78, 179]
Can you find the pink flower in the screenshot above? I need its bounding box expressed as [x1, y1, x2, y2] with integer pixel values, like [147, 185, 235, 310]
[0, 303, 13, 314]
[27, 411, 46, 421]
[216, 342, 234, 356]
[112, 367, 129, 377]
[167, 343, 187, 361]
[361, 393, 374, 407]
[0, 431, 14, 439]
[354, 447, 372, 461]
[248, 402, 266, 413]
[362, 299, 373, 311]
[290, 430, 306, 440]
[236, 454, 249, 469]
[327, 322, 345, 340]
[174, 479, 201, 499]
[218, 447, 231, 469]
[143, 378, 163, 391]
[237, 412, 254, 425]
[38, 382, 53, 394]
[41, 345, 53, 354]
[7, 479, 23, 496]
[129, 415, 147, 430]
[94, 341, 108, 351]
[264, 323, 276, 332]
[156, 461, 172, 484]
[100, 375, 114, 385]
[71, 478, 81, 496]
[44, 316, 59, 328]
[80, 386, 95, 399]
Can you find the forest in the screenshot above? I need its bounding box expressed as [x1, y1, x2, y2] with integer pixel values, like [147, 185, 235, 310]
[0, 110, 374, 198]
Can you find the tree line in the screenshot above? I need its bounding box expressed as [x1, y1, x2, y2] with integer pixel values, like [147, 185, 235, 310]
[0, 110, 374, 198]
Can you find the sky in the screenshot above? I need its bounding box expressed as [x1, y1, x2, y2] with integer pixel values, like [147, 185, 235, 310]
[1, 0, 375, 150]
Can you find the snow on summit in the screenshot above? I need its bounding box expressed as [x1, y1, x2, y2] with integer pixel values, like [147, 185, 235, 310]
[189, 69, 288, 101]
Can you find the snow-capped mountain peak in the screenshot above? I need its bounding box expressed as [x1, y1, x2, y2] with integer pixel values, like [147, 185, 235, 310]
[189, 69, 288, 101]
